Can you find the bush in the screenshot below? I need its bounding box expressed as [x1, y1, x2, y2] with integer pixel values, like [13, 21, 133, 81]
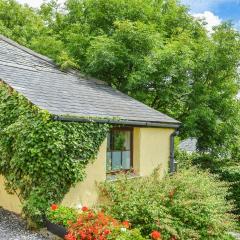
[99, 168, 236, 240]
[174, 150, 199, 170]
[46, 204, 78, 227]
[217, 166, 240, 217]
[115, 229, 146, 240]
[176, 151, 240, 217]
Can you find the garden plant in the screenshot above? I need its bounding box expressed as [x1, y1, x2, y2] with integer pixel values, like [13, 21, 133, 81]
[99, 168, 237, 240]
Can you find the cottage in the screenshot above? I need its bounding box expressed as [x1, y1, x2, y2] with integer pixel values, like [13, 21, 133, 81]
[0, 35, 180, 214]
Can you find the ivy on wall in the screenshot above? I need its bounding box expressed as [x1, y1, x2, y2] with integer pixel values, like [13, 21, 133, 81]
[0, 82, 110, 226]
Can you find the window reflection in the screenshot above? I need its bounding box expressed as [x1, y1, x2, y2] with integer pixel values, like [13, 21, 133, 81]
[106, 128, 132, 172]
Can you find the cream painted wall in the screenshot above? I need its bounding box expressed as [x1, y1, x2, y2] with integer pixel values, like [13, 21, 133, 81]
[133, 127, 174, 178]
[0, 175, 22, 213]
[0, 127, 174, 213]
[62, 139, 107, 208]
[63, 127, 174, 208]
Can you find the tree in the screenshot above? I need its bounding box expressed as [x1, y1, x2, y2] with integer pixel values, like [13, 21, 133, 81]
[59, 0, 240, 156]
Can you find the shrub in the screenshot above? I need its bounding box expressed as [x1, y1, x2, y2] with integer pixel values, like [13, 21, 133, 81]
[176, 151, 240, 217]
[174, 150, 197, 170]
[99, 168, 236, 239]
[217, 166, 240, 217]
[114, 229, 146, 240]
[46, 204, 78, 227]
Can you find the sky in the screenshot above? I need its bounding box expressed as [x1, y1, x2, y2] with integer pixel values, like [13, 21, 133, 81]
[181, 0, 240, 31]
[17, 0, 240, 31]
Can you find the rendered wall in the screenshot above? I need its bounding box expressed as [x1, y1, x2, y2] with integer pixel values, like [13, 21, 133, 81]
[0, 127, 174, 212]
[63, 127, 174, 208]
[133, 127, 174, 178]
[0, 175, 22, 213]
[62, 139, 107, 208]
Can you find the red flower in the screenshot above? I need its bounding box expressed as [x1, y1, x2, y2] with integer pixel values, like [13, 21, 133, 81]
[103, 229, 111, 235]
[99, 236, 106, 240]
[82, 206, 88, 212]
[80, 232, 87, 239]
[88, 212, 94, 219]
[66, 208, 119, 240]
[51, 204, 58, 211]
[65, 233, 76, 240]
[122, 221, 130, 228]
[151, 230, 161, 240]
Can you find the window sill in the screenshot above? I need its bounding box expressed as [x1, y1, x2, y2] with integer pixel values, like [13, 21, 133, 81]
[106, 172, 141, 182]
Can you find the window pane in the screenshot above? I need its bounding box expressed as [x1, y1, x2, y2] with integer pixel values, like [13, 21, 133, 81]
[122, 151, 131, 169]
[112, 151, 122, 170]
[112, 130, 130, 151]
[106, 129, 132, 172]
[123, 131, 131, 150]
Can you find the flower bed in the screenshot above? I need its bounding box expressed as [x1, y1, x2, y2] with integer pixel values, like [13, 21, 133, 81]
[45, 204, 162, 239]
[46, 220, 67, 238]
[46, 204, 78, 228]
[65, 206, 121, 240]
[46, 204, 76, 238]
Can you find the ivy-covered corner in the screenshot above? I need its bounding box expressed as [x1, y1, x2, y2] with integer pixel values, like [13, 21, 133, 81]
[0, 82, 110, 226]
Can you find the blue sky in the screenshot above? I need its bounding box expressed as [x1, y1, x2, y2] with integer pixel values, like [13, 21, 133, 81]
[181, 0, 240, 30]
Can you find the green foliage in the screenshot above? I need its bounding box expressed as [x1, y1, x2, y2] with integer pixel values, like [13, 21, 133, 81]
[176, 151, 240, 217]
[0, 0, 45, 43]
[115, 229, 146, 240]
[46, 205, 78, 227]
[220, 166, 240, 217]
[0, 83, 109, 225]
[180, 24, 240, 155]
[59, 0, 240, 155]
[175, 149, 198, 170]
[99, 168, 236, 239]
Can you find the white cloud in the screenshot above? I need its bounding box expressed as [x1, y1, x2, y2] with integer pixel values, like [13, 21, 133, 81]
[235, 20, 240, 30]
[193, 11, 222, 32]
[17, 0, 65, 8]
[17, 0, 45, 7]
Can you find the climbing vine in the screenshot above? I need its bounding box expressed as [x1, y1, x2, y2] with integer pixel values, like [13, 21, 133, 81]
[0, 82, 110, 226]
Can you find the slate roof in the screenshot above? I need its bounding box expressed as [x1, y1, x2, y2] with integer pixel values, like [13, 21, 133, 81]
[0, 35, 180, 127]
[179, 138, 197, 153]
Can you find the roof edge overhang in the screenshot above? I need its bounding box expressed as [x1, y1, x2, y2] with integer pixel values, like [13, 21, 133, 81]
[53, 115, 181, 129]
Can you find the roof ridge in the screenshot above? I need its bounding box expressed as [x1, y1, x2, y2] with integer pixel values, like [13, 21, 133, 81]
[0, 34, 56, 66]
[0, 35, 109, 83]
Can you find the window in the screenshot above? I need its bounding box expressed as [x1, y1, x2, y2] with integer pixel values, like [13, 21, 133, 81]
[106, 128, 133, 173]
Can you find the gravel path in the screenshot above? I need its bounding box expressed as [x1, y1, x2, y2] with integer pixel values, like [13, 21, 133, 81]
[0, 208, 50, 240]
